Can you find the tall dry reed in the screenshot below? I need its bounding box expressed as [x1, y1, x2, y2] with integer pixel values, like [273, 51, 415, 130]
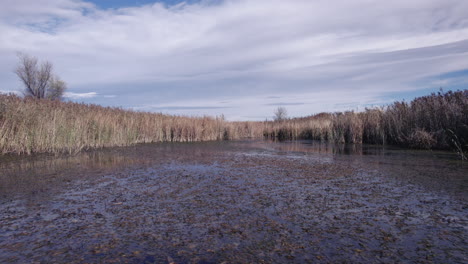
[1, 89, 466, 156]
[0, 94, 255, 154]
[262, 89, 468, 155]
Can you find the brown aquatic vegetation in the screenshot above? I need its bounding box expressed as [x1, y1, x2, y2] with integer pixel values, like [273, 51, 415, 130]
[1, 141, 466, 263]
[262, 112, 334, 141]
[0, 89, 467, 155]
[0, 94, 259, 154]
[262, 89, 468, 154]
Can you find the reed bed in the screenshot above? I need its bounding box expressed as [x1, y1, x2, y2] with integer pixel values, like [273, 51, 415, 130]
[1, 89, 466, 156]
[263, 90, 468, 156]
[0, 94, 259, 154]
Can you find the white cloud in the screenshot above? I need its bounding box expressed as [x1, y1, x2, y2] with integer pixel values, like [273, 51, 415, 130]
[63, 91, 98, 99]
[1, 0, 467, 119]
[0, 90, 21, 95]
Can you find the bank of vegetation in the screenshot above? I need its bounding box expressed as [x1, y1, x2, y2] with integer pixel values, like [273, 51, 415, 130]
[264, 90, 467, 158]
[0, 94, 260, 154]
[0, 89, 466, 157]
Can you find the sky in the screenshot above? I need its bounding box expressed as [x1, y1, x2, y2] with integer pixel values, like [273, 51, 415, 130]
[1, 0, 467, 120]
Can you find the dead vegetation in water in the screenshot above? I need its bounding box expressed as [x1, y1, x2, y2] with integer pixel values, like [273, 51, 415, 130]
[0, 142, 466, 263]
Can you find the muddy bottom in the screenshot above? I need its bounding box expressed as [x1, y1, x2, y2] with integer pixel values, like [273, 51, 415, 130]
[0, 141, 467, 263]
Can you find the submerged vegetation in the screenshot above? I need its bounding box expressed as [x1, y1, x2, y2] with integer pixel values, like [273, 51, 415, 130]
[0, 89, 467, 156]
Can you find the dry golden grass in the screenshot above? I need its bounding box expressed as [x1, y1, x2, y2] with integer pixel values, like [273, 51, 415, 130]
[1, 89, 466, 156]
[261, 90, 467, 155]
[0, 95, 259, 154]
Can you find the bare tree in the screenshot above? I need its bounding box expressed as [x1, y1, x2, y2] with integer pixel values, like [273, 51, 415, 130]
[14, 53, 66, 100]
[274, 107, 288, 122]
[47, 76, 67, 100]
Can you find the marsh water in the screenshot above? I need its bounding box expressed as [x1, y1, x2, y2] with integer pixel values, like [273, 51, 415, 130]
[0, 140, 466, 263]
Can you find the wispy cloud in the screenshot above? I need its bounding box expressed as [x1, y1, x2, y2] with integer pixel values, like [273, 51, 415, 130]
[0, 0, 467, 120]
[63, 92, 98, 99]
[134, 105, 231, 111]
[265, 102, 305, 106]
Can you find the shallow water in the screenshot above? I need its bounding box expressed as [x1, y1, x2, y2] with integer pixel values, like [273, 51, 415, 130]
[0, 140, 466, 263]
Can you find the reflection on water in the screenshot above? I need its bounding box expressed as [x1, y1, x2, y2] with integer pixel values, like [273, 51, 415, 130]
[257, 139, 463, 159]
[0, 140, 466, 263]
[0, 141, 245, 199]
[0, 150, 146, 198]
[0, 140, 466, 198]
[269, 140, 367, 156]
[249, 140, 467, 196]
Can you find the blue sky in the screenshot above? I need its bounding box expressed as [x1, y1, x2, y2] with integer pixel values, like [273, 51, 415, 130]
[1, 0, 467, 120]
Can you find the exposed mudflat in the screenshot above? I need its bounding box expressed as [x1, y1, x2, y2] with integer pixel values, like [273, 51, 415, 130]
[0, 141, 467, 263]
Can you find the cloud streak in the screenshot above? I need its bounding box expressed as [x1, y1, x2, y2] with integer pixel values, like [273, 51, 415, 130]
[1, 0, 467, 120]
[64, 92, 98, 99]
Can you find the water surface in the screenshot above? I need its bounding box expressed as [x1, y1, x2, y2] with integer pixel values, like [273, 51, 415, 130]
[0, 141, 466, 263]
